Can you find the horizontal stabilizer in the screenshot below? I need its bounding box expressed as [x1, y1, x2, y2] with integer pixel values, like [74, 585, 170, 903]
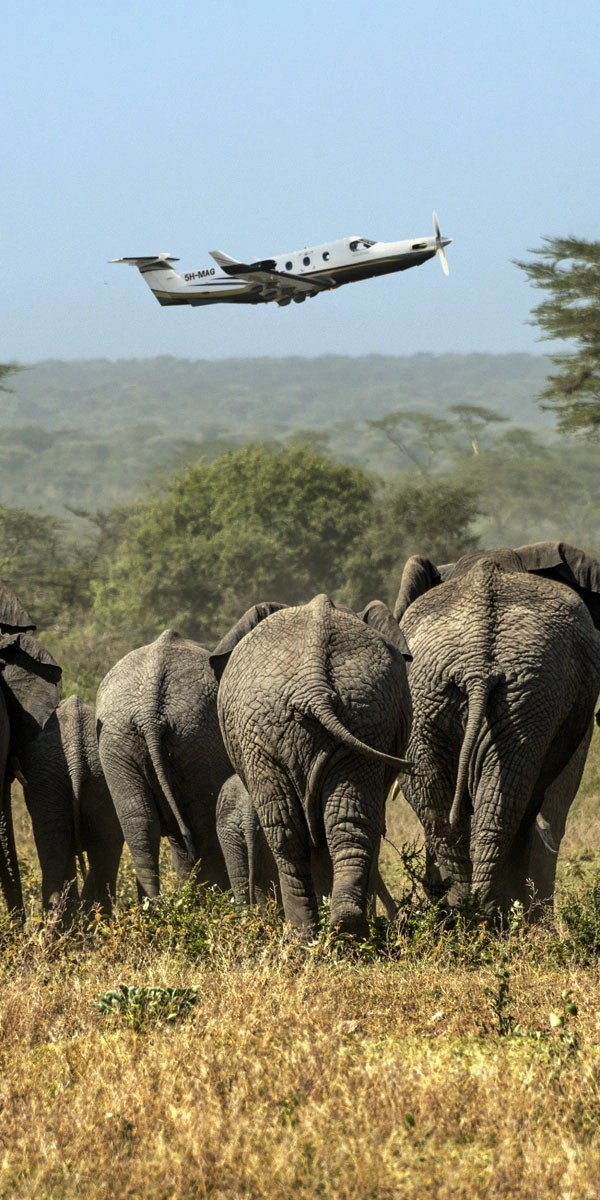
[109, 253, 180, 270]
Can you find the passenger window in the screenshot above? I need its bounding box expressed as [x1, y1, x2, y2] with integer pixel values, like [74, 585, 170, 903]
[303, 256, 310, 266]
[322, 251, 330, 261]
[285, 261, 293, 271]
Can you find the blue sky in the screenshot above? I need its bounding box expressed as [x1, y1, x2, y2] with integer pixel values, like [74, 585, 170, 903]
[3, 0, 599, 362]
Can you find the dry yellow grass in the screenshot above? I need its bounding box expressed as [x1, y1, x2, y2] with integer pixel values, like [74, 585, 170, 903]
[1, 729, 599, 1200]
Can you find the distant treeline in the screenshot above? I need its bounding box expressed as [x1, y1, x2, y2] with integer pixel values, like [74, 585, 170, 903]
[6, 354, 552, 432]
[1, 356, 598, 698]
[0, 355, 596, 553]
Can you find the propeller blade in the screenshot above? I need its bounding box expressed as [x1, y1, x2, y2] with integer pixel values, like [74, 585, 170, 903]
[433, 211, 450, 275]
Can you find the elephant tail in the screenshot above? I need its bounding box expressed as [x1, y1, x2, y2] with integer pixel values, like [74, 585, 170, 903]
[449, 672, 502, 831]
[306, 699, 415, 774]
[143, 725, 196, 863]
[64, 696, 88, 879]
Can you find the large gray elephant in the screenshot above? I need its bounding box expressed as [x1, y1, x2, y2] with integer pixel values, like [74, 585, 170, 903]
[211, 594, 413, 939]
[394, 541, 600, 916]
[18, 695, 123, 914]
[0, 583, 62, 920]
[96, 629, 233, 899]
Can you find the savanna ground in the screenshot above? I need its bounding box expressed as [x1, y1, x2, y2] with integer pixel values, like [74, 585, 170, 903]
[3, 735, 600, 1200]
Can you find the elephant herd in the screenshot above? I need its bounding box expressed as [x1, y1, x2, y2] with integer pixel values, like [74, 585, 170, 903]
[1, 539, 599, 940]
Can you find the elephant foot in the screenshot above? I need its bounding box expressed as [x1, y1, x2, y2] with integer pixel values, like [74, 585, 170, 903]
[329, 904, 369, 941]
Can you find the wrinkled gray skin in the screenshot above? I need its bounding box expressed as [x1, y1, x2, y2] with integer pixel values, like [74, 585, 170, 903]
[213, 595, 413, 940]
[395, 543, 600, 917]
[217, 773, 399, 919]
[96, 630, 232, 899]
[18, 695, 123, 915]
[525, 721, 593, 908]
[0, 584, 62, 921]
[216, 774, 281, 907]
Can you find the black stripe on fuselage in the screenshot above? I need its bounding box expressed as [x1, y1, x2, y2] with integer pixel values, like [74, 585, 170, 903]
[312, 251, 436, 286]
[153, 289, 259, 306]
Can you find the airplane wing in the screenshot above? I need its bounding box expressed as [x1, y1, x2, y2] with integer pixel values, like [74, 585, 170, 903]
[209, 250, 335, 305]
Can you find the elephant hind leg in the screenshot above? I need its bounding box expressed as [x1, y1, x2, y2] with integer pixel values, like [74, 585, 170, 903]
[82, 837, 123, 915]
[322, 759, 384, 939]
[98, 729, 161, 899]
[252, 773, 318, 939]
[526, 721, 594, 912]
[0, 778, 24, 922]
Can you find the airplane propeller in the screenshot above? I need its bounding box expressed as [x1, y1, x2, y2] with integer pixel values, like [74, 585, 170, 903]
[433, 211, 451, 276]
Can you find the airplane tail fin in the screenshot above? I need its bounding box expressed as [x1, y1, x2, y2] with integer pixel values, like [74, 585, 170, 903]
[209, 250, 248, 275]
[109, 254, 188, 305]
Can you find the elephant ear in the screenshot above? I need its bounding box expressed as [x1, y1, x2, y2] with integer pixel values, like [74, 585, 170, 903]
[393, 556, 444, 621]
[358, 600, 412, 660]
[0, 632, 62, 752]
[515, 541, 600, 629]
[209, 602, 287, 682]
[0, 583, 37, 634]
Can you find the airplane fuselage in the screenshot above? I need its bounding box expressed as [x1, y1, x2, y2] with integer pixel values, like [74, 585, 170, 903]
[112, 219, 451, 309]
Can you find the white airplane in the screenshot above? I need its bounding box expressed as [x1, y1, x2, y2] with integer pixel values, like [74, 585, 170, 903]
[111, 213, 451, 309]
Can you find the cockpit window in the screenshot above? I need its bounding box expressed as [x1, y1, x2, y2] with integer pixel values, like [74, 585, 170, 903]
[349, 238, 376, 251]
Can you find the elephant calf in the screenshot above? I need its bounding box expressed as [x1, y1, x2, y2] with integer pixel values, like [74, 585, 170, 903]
[211, 595, 413, 940]
[216, 774, 280, 907]
[217, 773, 399, 920]
[18, 694, 123, 914]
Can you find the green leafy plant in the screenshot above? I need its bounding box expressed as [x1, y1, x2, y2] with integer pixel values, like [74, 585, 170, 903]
[482, 955, 522, 1037]
[96, 984, 200, 1030]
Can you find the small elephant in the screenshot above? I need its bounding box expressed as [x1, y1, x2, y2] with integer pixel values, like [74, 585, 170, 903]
[96, 629, 233, 899]
[217, 773, 399, 919]
[18, 694, 123, 914]
[211, 594, 413, 940]
[216, 774, 280, 907]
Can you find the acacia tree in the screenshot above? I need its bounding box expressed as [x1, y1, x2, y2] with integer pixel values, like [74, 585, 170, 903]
[516, 236, 600, 433]
[447, 405, 508, 456]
